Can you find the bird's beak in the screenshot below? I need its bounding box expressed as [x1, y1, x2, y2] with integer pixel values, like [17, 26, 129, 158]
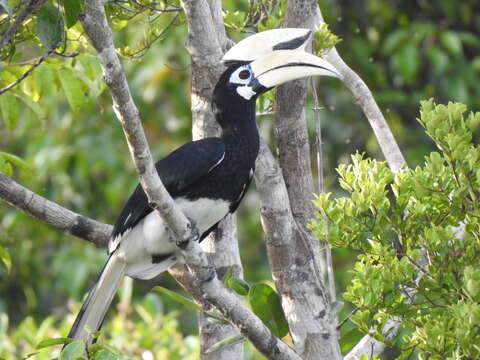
[222, 29, 341, 95]
[223, 28, 312, 65]
[248, 49, 341, 92]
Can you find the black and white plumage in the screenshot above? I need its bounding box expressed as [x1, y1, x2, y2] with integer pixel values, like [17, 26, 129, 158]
[67, 28, 340, 344]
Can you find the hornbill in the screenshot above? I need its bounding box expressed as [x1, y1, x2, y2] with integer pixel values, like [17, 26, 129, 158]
[67, 28, 340, 343]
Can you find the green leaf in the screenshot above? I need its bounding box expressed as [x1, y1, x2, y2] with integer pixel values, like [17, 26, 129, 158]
[60, 341, 87, 360]
[0, 245, 11, 273]
[153, 286, 202, 312]
[0, 152, 32, 173]
[0, 91, 20, 130]
[227, 277, 250, 296]
[0, 157, 13, 176]
[428, 47, 449, 73]
[248, 283, 289, 338]
[62, 0, 83, 28]
[314, 24, 341, 54]
[37, 3, 64, 50]
[222, 266, 233, 285]
[35, 65, 57, 97]
[381, 28, 408, 55]
[36, 337, 72, 349]
[204, 335, 244, 354]
[223, 11, 245, 31]
[17, 93, 46, 121]
[340, 327, 364, 355]
[392, 43, 419, 82]
[58, 68, 86, 112]
[440, 31, 462, 55]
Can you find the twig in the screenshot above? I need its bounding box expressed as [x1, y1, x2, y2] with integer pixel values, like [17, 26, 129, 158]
[318, 20, 406, 173]
[128, 13, 179, 59]
[310, 77, 337, 306]
[0, 48, 54, 95]
[0, 0, 47, 52]
[262, 0, 342, 358]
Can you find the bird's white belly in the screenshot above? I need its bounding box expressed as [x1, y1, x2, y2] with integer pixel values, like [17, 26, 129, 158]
[115, 197, 229, 277]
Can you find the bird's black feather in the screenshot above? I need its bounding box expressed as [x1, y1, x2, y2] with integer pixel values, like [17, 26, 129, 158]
[111, 138, 225, 241]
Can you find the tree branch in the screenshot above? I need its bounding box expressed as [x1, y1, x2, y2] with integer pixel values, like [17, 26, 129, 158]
[254, 138, 341, 360]
[313, 4, 411, 358]
[317, 12, 406, 173]
[79, 1, 299, 358]
[253, 1, 342, 358]
[0, 0, 47, 52]
[0, 173, 111, 247]
[180, 0, 243, 358]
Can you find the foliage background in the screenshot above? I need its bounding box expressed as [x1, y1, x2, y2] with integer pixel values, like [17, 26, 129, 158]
[1, 0, 479, 358]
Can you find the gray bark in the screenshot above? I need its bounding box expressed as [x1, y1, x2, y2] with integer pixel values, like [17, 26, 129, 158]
[257, 0, 343, 358]
[0, 173, 111, 247]
[181, 0, 244, 358]
[78, 1, 297, 358]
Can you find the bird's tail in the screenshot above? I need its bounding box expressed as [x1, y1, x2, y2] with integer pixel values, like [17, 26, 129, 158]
[67, 253, 126, 344]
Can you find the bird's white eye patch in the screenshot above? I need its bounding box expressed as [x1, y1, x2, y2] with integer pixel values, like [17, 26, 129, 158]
[229, 65, 252, 85]
[229, 65, 256, 100]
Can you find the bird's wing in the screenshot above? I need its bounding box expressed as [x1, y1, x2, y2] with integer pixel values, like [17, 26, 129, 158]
[110, 138, 225, 245]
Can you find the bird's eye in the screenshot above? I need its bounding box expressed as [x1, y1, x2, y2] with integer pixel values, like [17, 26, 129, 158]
[238, 69, 251, 80]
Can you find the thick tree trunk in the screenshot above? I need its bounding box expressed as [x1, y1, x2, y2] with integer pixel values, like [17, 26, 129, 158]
[182, 1, 244, 358]
[258, 0, 343, 358]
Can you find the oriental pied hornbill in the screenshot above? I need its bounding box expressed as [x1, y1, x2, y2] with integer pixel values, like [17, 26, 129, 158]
[67, 28, 340, 343]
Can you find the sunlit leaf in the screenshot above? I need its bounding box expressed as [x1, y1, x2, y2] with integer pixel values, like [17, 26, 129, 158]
[0, 91, 20, 129]
[36, 337, 72, 349]
[16, 93, 46, 121]
[440, 31, 462, 55]
[58, 68, 86, 112]
[0, 245, 12, 273]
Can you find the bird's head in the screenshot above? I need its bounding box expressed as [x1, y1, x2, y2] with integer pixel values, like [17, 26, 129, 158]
[216, 28, 341, 102]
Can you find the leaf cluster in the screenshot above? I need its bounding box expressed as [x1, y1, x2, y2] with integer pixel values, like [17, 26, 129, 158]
[310, 100, 480, 358]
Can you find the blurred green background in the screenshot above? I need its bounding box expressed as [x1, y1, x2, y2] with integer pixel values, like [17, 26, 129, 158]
[1, 0, 479, 358]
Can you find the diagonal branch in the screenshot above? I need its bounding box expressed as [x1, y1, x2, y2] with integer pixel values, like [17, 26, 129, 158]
[0, 173, 111, 247]
[314, 4, 409, 358]
[79, 1, 299, 358]
[254, 1, 342, 359]
[181, 0, 243, 358]
[316, 12, 406, 173]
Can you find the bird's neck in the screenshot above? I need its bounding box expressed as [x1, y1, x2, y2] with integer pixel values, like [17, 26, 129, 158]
[213, 97, 259, 156]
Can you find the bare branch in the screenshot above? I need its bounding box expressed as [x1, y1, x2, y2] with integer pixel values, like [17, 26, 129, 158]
[254, 138, 341, 360]
[316, 15, 406, 173]
[0, 173, 111, 247]
[0, 0, 47, 52]
[79, 1, 299, 358]
[255, 0, 342, 358]
[79, 0, 194, 245]
[182, 1, 243, 358]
